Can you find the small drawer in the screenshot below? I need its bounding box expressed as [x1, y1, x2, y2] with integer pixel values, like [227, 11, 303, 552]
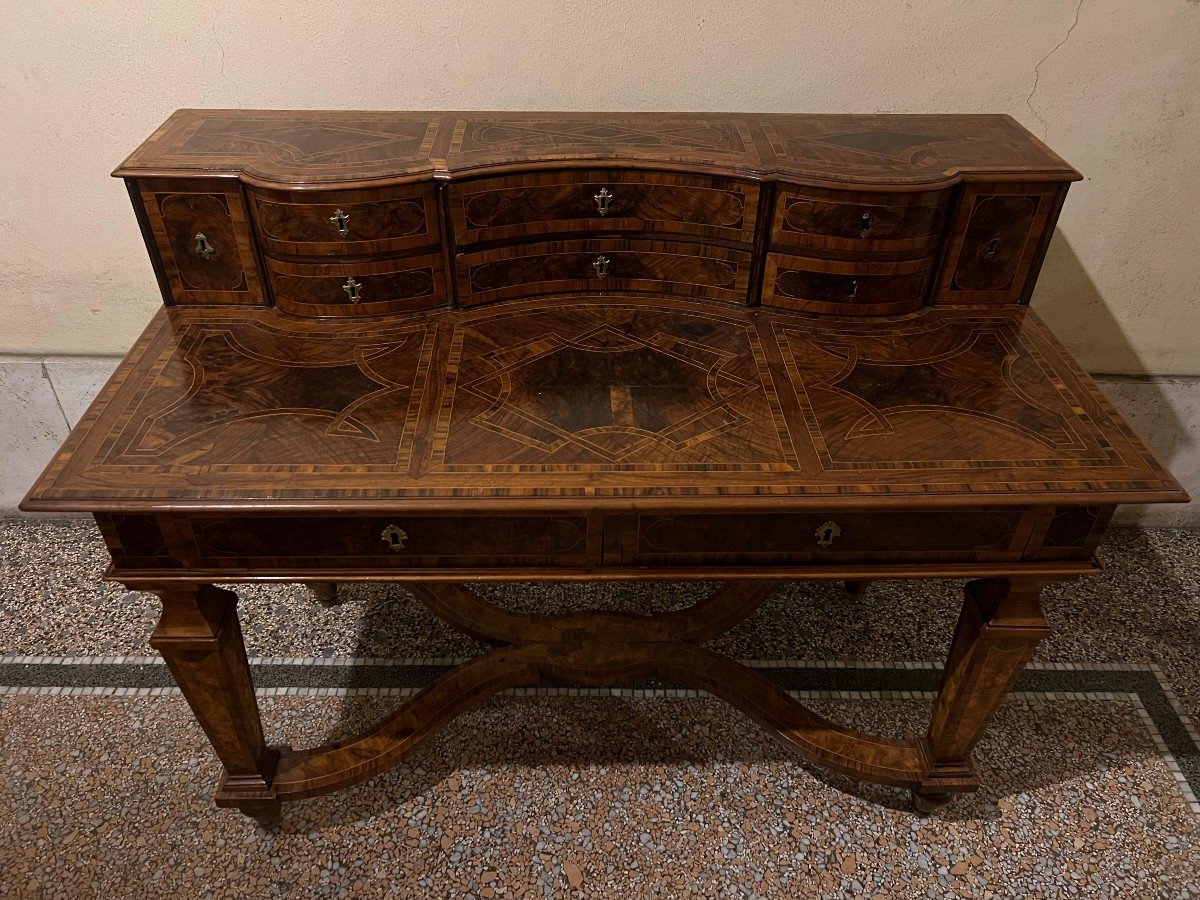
[456, 239, 752, 307]
[619, 509, 1031, 567]
[449, 170, 760, 246]
[176, 514, 596, 569]
[771, 186, 949, 253]
[762, 253, 933, 315]
[265, 253, 448, 317]
[137, 178, 266, 306]
[935, 182, 1064, 305]
[249, 184, 440, 256]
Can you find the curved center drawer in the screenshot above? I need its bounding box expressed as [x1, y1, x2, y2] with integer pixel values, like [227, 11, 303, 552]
[449, 170, 760, 246]
[456, 239, 752, 307]
[250, 184, 440, 256]
[178, 514, 596, 569]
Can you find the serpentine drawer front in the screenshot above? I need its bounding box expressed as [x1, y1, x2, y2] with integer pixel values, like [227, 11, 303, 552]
[23, 112, 1186, 824]
[448, 170, 761, 245]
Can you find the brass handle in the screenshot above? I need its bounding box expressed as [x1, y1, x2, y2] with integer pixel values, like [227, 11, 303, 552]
[846, 280, 859, 302]
[193, 233, 215, 259]
[342, 276, 364, 303]
[380, 525, 408, 550]
[592, 255, 610, 278]
[594, 187, 613, 216]
[858, 211, 872, 238]
[815, 520, 841, 547]
[330, 208, 351, 238]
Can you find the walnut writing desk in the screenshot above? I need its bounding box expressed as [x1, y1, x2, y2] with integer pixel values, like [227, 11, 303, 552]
[23, 112, 1187, 824]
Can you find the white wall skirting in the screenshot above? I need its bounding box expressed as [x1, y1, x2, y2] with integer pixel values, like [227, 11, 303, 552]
[3, 355, 1196, 526]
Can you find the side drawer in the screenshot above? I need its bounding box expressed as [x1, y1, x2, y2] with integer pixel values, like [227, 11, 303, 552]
[617, 509, 1032, 566]
[136, 178, 266, 306]
[771, 186, 949, 254]
[173, 514, 598, 569]
[249, 183, 440, 256]
[762, 252, 933, 315]
[456, 239, 752, 307]
[265, 253, 448, 317]
[934, 182, 1066, 305]
[449, 170, 760, 246]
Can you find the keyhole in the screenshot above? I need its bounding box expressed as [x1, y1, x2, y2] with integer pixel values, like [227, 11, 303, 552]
[985, 237, 999, 258]
[388, 532, 401, 546]
[194, 233, 214, 259]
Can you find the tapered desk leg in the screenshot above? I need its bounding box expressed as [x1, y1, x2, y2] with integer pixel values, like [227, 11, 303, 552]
[915, 577, 1052, 813]
[148, 584, 280, 825]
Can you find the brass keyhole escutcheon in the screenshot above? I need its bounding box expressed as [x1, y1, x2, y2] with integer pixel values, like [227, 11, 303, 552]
[815, 520, 841, 547]
[330, 208, 351, 238]
[592, 255, 610, 278]
[194, 232, 215, 259]
[380, 525, 408, 551]
[342, 276, 364, 303]
[594, 187, 613, 216]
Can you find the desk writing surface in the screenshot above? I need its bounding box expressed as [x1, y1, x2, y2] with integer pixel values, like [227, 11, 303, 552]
[22, 297, 1182, 512]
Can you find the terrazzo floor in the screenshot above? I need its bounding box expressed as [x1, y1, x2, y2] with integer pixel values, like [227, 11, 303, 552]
[1, 518, 1198, 898]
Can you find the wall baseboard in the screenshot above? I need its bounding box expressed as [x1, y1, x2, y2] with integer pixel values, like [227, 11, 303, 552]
[3, 355, 1196, 525]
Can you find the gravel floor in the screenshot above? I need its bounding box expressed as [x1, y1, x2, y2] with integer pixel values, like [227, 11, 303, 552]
[1, 517, 1198, 898]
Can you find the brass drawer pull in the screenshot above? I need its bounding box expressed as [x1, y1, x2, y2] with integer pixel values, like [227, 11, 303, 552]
[342, 276, 364, 303]
[330, 208, 351, 238]
[859, 211, 872, 237]
[380, 525, 408, 550]
[815, 520, 841, 547]
[594, 187, 613, 216]
[193, 233, 215, 259]
[985, 237, 999, 258]
[592, 255, 610, 278]
[846, 280, 858, 302]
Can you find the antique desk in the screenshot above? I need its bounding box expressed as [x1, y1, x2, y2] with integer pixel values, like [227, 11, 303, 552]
[23, 111, 1187, 824]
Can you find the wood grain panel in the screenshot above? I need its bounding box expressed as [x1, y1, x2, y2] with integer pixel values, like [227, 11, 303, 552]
[456, 240, 752, 307]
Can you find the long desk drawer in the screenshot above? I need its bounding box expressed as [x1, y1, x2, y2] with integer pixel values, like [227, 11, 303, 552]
[614, 509, 1034, 566]
[172, 514, 598, 569]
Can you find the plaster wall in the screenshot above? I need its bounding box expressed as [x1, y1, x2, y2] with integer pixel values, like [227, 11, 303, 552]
[0, 0, 1197, 373]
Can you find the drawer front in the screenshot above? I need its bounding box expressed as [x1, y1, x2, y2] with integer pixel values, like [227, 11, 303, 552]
[138, 179, 265, 305]
[620, 510, 1031, 566]
[176, 514, 597, 569]
[935, 182, 1065, 305]
[771, 186, 949, 253]
[762, 253, 933, 315]
[266, 253, 448, 317]
[456, 240, 752, 307]
[450, 170, 760, 245]
[250, 184, 440, 256]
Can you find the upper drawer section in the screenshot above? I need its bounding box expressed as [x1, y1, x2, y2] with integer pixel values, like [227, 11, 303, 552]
[248, 184, 440, 256]
[771, 186, 950, 254]
[448, 170, 760, 246]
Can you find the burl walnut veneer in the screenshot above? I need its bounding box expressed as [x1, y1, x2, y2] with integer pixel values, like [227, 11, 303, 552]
[23, 111, 1187, 824]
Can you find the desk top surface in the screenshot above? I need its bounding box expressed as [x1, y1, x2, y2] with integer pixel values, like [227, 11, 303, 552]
[114, 110, 1079, 187]
[23, 298, 1184, 513]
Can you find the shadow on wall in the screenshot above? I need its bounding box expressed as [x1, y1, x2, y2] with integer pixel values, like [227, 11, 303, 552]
[1034, 231, 1195, 525]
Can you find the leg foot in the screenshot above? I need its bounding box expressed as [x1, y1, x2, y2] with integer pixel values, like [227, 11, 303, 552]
[843, 580, 868, 596]
[304, 581, 341, 607]
[912, 790, 954, 815]
[238, 798, 282, 827]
